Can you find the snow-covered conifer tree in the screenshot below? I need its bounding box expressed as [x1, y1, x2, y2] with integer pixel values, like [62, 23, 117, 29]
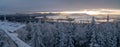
[101, 16, 117, 47]
[29, 23, 45, 47]
[74, 24, 87, 47]
[89, 16, 100, 47]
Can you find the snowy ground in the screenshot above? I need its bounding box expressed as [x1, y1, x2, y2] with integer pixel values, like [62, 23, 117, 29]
[0, 21, 31, 47]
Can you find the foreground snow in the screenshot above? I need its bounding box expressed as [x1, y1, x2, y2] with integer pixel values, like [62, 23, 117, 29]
[0, 21, 31, 47]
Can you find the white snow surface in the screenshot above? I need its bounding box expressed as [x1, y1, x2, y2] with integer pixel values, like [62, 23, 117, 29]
[0, 21, 26, 32]
[0, 21, 31, 47]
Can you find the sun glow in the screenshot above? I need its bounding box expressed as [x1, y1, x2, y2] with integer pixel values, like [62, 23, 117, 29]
[86, 11, 101, 15]
[60, 9, 120, 15]
[35, 9, 120, 15]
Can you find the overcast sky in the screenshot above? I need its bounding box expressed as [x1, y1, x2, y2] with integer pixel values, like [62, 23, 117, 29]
[0, 0, 120, 14]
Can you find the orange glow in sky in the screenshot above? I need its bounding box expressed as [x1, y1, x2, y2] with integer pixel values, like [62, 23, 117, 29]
[35, 9, 120, 15]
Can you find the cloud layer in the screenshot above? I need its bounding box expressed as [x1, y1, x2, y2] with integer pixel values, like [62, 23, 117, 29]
[0, 0, 120, 14]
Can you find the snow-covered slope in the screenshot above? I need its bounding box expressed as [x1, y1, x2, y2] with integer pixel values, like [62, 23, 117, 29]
[0, 21, 31, 47]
